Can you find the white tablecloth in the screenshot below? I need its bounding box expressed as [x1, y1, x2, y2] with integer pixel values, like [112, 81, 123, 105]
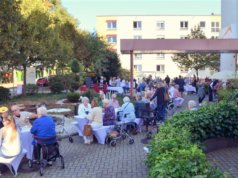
[184, 85, 196, 92]
[20, 128, 33, 159]
[107, 87, 124, 94]
[73, 116, 113, 144]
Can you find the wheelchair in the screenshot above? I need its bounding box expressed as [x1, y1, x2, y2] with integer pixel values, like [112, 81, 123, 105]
[28, 136, 64, 176]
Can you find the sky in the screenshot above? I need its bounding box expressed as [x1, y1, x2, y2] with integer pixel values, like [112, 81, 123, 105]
[61, 0, 220, 32]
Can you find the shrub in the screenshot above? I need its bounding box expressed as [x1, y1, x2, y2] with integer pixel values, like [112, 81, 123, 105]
[146, 100, 237, 177]
[0, 87, 10, 102]
[49, 76, 64, 94]
[82, 89, 99, 101]
[26, 84, 38, 95]
[67, 92, 80, 103]
[70, 81, 80, 92]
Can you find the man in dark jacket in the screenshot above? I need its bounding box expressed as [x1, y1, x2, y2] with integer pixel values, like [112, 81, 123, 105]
[150, 82, 166, 122]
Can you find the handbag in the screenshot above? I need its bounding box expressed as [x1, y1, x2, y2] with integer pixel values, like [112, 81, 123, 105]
[83, 124, 92, 136]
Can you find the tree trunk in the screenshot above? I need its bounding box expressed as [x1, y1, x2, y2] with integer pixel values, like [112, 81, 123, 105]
[196, 69, 199, 78]
[22, 64, 27, 96]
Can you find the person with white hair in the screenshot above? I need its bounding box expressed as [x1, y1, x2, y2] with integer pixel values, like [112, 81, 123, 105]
[102, 99, 116, 126]
[77, 97, 92, 118]
[188, 100, 198, 111]
[31, 106, 56, 164]
[120, 96, 136, 122]
[11, 104, 37, 128]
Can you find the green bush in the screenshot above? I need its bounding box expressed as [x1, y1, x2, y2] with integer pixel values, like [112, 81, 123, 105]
[67, 92, 80, 103]
[49, 76, 64, 94]
[0, 86, 10, 102]
[147, 101, 237, 177]
[26, 84, 38, 95]
[70, 81, 80, 92]
[82, 89, 99, 101]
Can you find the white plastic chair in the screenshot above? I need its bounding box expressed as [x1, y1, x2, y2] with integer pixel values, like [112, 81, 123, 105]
[0, 149, 27, 176]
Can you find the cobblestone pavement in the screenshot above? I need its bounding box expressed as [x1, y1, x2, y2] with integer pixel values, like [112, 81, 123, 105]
[4, 133, 148, 178]
[207, 147, 238, 178]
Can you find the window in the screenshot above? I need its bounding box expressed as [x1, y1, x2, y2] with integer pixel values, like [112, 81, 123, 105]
[180, 36, 188, 39]
[157, 53, 165, 59]
[107, 35, 117, 44]
[135, 54, 142, 59]
[156, 21, 165, 30]
[180, 21, 188, 29]
[134, 35, 142, 39]
[133, 21, 142, 30]
[211, 22, 220, 32]
[200, 21, 206, 28]
[134, 65, 142, 71]
[156, 65, 165, 73]
[107, 21, 117, 30]
[156, 35, 165, 39]
[180, 67, 188, 73]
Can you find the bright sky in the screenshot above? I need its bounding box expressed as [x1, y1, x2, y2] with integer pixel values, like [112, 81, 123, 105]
[61, 0, 220, 32]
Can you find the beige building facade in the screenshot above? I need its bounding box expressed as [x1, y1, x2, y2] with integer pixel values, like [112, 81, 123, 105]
[96, 15, 221, 79]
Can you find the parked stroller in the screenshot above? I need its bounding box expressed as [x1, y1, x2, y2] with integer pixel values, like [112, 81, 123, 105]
[105, 121, 135, 147]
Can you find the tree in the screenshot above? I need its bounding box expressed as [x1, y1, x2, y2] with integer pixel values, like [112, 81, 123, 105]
[172, 26, 220, 77]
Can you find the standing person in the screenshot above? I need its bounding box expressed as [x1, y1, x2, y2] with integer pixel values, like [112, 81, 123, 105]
[0, 109, 21, 158]
[164, 75, 170, 87]
[177, 75, 185, 97]
[197, 84, 206, 106]
[192, 75, 198, 93]
[209, 80, 218, 102]
[150, 82, 167, 122]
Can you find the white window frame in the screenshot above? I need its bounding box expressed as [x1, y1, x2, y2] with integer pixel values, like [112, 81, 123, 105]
[135, 54, 142, 59]
[156, 65, 165, 73]
[134, 35, 142, 39]
[211, 21, 220, 32]
[107, 21, 117, 30]
[107, 35, 117, 44]
[157, 53, 165, 59]
[200, 21, 206, 28]
[134, 64, 142, 71]
[156, 21, 165, 30]
[133, 21, 142, 30]
[180, 21, 188, 29]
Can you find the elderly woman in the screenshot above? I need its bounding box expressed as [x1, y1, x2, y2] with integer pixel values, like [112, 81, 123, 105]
[109, 93, 120, 109]
[83, 99, 103, 144]
[77, 97, 92, 118]
[120, 97, 136, 123]
[0, 107, 21, 157]
[31, 106, 56, 163]
[188, 100, 198, 111]
[103, 99, 116, 126]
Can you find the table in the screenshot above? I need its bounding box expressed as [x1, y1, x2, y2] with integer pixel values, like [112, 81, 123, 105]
[20, 127, 33, 159]
[184, 85, 196, 93]
[107, 87, 124, 94]
[47, 108, 71, 113]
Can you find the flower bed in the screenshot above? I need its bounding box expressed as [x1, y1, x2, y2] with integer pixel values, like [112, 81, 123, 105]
[147, 101, 238, 177]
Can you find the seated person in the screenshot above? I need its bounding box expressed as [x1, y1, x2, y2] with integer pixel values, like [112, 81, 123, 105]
[98, 91, 105, 108]
[102, 99, 116, 126]
[31, 106, 56, 161]
[173, 85, 185, 107]
[188, 100, 198, 111]
[83, 99, 103, 144]
[77, 97, 92, 119]
[11, 104, 37, 128]
[0, 107, 21, 157]
[142, 91, 152, 103]
[109, 94, 120, 109]
[134, 93, 145, 118]
[120, 97, 136, 123]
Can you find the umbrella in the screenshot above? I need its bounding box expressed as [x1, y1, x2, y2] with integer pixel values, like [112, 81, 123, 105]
[210, 70, 237, 80]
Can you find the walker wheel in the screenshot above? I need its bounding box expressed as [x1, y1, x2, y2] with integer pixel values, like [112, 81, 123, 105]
[110, 140, 117, 147]
[129, 138, 134, 145]
[69, 137, 73, 143]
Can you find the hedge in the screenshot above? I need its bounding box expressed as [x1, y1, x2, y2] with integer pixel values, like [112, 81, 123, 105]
[146, 100, 238, 177]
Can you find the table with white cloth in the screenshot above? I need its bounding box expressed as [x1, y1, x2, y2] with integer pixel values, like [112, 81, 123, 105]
[20, 127, 33, 159]
[184, 85, 196, 93]
[107, 87, 124, 94]
[73, 116, 113, 144]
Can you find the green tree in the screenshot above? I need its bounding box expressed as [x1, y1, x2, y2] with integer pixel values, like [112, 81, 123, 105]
[172, 26, 219, 77]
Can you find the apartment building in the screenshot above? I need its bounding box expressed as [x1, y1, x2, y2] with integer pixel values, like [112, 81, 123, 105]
[96, 15, 221, 79]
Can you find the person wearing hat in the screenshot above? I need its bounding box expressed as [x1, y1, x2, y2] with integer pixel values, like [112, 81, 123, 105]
[0, 106, 9, 129]
[10, 105, 37, 128]
[0, 107, 21, 157]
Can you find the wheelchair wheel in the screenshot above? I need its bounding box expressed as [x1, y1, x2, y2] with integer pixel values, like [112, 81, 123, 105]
[60, 156, 65, 169]
[122, 134, 127, 140]
[69, 136, 73, 143]
[110, 140, 117, 147]
[129, 138, 134, 145]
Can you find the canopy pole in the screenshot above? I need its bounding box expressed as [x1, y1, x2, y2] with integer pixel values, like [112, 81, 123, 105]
[130, 50, 134, 97]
